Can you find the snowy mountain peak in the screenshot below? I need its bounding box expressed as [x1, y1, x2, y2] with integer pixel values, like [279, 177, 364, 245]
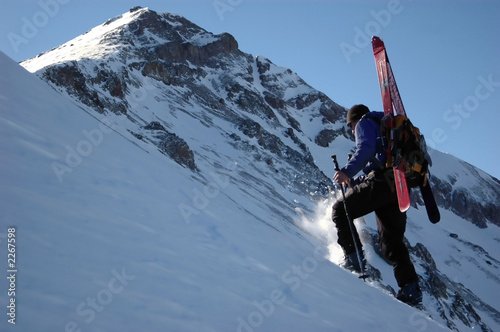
[22, 6, 237, 73]
[9, 7, 500, 331]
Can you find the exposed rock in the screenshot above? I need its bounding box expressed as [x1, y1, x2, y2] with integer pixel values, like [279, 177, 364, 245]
[315, 128, 343, 147]
[143, 121, 197, 170]
[42, 62, 128, 114]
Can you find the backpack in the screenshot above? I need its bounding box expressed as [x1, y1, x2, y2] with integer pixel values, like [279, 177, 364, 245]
[366, 113, 431, 188]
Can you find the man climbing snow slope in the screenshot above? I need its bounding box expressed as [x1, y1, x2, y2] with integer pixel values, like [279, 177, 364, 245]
[332, 104, 422, 306]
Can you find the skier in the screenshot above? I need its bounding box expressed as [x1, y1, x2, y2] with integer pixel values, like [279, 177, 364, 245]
[332, 104, 423, 306]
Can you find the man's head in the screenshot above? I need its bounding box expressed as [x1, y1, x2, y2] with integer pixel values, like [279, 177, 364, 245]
[346, 104, 369, 130]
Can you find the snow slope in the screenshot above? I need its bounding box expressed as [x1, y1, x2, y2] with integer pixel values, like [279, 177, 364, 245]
[0, 48, 456, 331]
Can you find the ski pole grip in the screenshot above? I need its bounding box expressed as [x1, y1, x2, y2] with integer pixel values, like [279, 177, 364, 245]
[331, 155, 340, 172]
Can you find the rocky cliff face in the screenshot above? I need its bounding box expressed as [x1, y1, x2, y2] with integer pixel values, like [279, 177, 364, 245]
[21, 6, 500, 331]
[430, 159, 500, 228]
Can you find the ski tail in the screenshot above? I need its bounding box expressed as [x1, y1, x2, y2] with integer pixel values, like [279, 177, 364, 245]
[420, 183, 440, 223]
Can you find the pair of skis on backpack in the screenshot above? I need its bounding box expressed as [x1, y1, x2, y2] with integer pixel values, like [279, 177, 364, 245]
[372, 36, 440, 224]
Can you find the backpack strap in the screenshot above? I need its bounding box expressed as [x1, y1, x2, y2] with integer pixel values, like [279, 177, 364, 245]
[360, 113, 387, 171]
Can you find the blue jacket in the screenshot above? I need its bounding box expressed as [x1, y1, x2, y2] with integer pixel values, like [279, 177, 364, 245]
[341, 111, 386, 178]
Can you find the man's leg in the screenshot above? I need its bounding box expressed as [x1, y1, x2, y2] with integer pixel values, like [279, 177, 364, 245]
[331, 179, 377, 256]
[375, 204, 422, 305]
[374, 200, 419, 287]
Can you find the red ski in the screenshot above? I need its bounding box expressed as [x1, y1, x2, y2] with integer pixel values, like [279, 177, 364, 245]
[372, 36, 440, 222]
[372, 36, 410, 212]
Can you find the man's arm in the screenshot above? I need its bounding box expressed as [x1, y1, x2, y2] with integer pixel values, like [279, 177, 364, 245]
[340, 120, 378, 178]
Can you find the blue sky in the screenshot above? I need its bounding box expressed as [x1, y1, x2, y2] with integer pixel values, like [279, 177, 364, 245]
[1, 0, 499, 179]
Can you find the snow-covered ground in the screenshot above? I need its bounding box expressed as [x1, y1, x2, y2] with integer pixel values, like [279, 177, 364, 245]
[0, 48, 466, 331]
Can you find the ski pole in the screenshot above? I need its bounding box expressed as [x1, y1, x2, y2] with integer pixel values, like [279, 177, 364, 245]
[331, 155, 368, 280]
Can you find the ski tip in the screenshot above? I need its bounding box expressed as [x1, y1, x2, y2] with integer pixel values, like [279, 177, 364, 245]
[371, 36, 385, 53]
[372, 35, 383, 45]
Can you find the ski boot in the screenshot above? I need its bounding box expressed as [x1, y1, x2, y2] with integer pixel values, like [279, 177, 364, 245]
[396, 281, 423, 306]
[343, 252, 367, 275]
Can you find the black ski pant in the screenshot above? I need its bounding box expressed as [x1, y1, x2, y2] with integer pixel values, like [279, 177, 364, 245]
[331, 174, 419, 287]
